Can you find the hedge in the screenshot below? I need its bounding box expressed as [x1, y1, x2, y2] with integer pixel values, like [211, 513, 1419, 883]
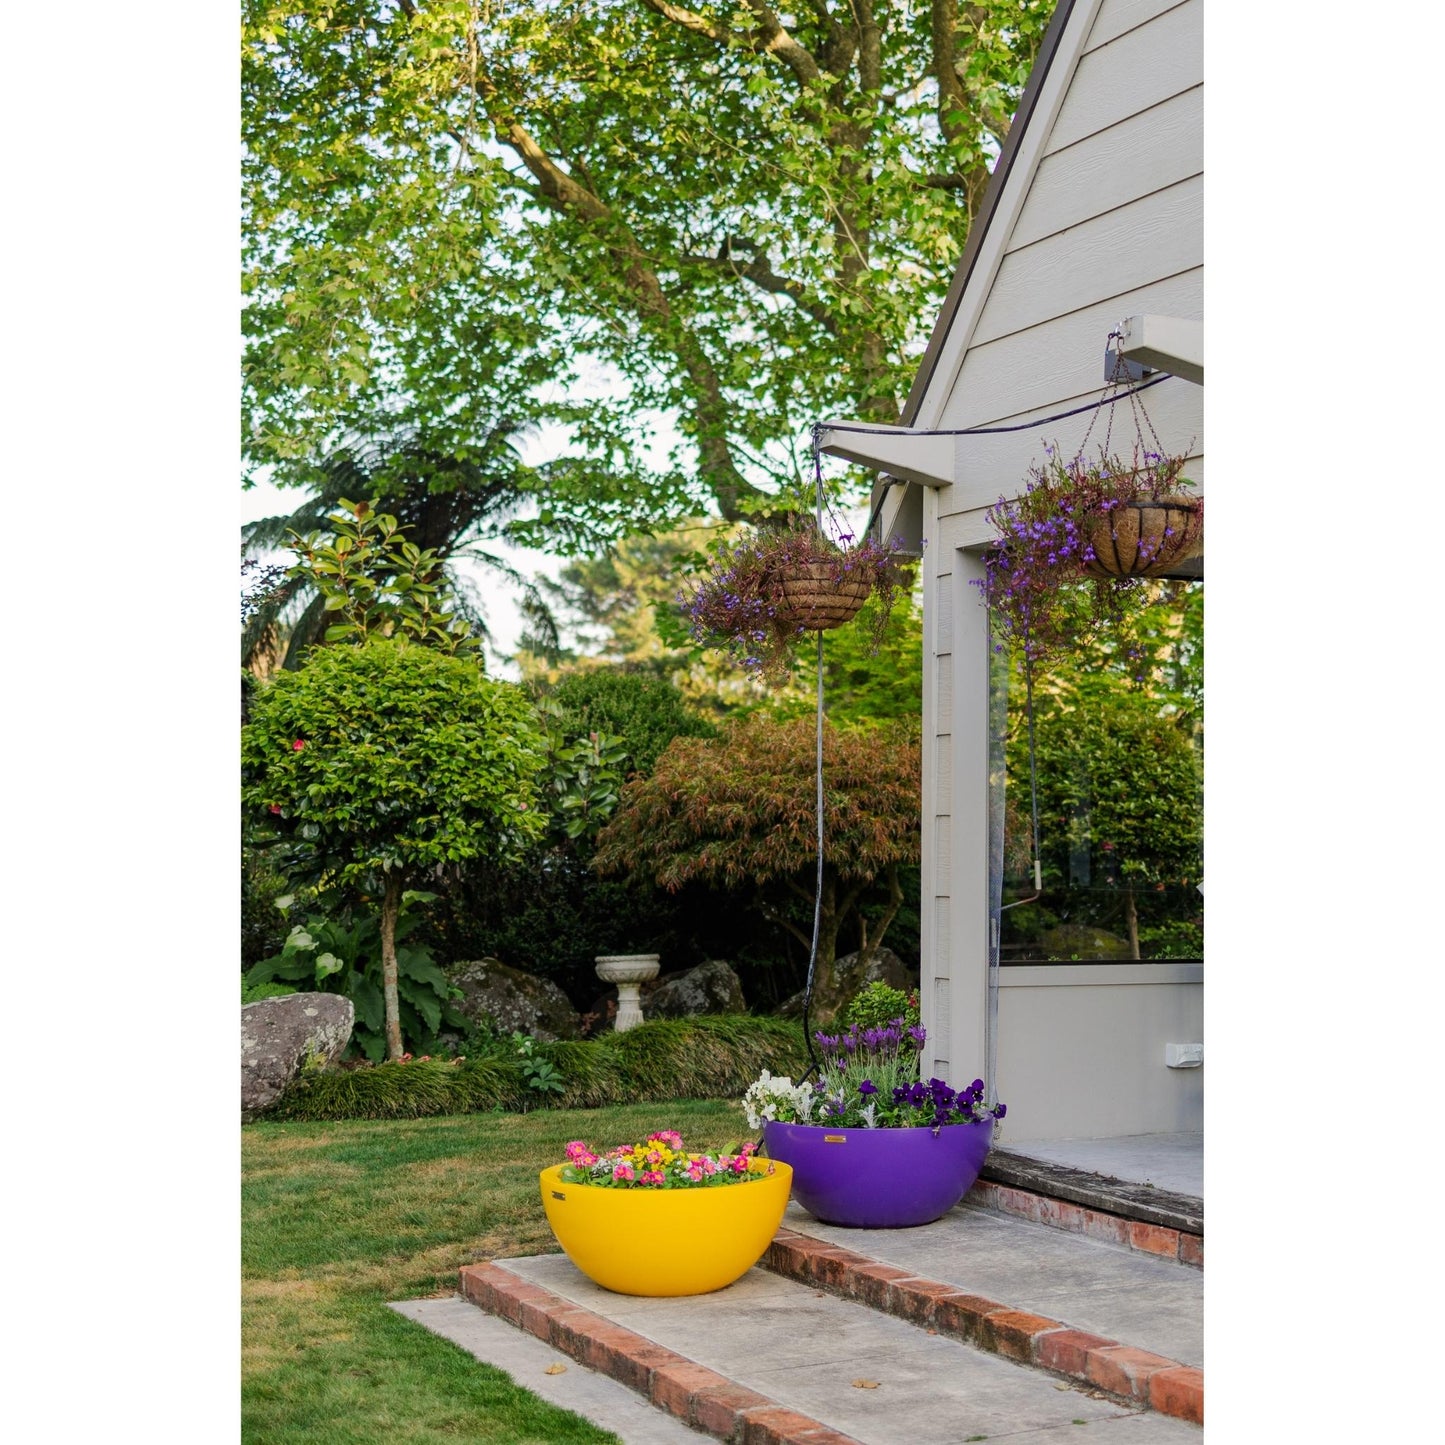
[262, 1015, 811, 1122]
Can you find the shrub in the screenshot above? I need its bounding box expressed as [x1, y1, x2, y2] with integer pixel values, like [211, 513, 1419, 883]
[244, 894, 466, 1060]
[845, 981, 920, 1031]
[242, 638, 546, 1058]
[549, 668, 717, 778]
[263, 1015, 810, 1122]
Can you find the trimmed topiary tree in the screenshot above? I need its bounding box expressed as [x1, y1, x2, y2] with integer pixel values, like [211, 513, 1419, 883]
[242, 637, 546, 1058]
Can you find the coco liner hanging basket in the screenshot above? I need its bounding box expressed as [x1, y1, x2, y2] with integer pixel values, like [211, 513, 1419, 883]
[771, 560, 873, 630]
[1083, 494, 1203, 579]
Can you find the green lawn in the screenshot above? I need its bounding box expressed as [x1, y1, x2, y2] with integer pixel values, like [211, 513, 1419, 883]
[242, 1098, 748, 1443]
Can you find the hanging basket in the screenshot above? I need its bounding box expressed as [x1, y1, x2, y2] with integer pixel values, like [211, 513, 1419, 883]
[771, 562, 873, 631]
[1082, 496, 1203, 579]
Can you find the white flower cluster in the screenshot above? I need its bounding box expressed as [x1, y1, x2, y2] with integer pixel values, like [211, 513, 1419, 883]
[742, 1070, 817, 1130]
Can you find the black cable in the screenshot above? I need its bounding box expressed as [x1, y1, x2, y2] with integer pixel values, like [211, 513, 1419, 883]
[832, 374, 1173, 540]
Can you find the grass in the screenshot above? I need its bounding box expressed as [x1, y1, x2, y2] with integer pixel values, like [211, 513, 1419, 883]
[243, 1097, 750, 1443]
[269, 1014, 810, 1122]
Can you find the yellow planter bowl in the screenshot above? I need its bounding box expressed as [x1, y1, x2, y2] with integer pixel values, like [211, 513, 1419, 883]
[539, 1159, 793, 1297]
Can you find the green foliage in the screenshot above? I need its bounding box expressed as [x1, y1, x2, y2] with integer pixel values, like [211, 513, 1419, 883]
[595, 716, 921, 891]
[244, 895, 466, 1060]
[242, 981, 297, 1005]
[1014, 681, 1202, 890]
[266, 1015, 811, 1122]
[241, 638, 545, 892]
[535, 700, 629, 848]
[243, 2, 1052, 520]
[763, 572, 924, 726]
[593, 716, 922, 987]
[286, 498, 479, 654]
[241, 840, 292, 969]
[511, 1032, 566, 1099]
[549, 668, 718, 778]
[845, 982, 921, 1032]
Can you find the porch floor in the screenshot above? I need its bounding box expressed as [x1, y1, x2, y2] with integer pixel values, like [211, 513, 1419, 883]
[1002, 1132, 1202, 1199]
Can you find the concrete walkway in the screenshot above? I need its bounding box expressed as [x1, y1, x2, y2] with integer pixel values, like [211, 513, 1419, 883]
[396, 1182, 1203, 1443]
[1004, 1133, 1203, 1198]
[783, 1198, 1201, 1367]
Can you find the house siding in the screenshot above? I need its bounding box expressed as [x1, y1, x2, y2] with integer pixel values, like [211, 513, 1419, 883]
[915, 0, 1203, 1130]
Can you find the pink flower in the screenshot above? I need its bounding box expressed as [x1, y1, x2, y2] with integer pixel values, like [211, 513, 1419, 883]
[648, 1130, 684, 1150]
[269, 804, 282, 815]
[686, 1162, 704, 1182]
[292, 738, 305, 751]
[639, 1170, 665, 1186]
[612, 1163, 635, 1183]
[565, 1140, 590, 1162]
[701, 1158, 717, 1175]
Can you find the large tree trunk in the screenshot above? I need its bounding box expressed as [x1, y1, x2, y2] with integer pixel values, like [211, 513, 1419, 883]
[379, 873, 405, 1060]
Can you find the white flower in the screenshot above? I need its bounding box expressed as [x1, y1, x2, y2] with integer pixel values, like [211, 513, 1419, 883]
[742, 1070, 816, 1129]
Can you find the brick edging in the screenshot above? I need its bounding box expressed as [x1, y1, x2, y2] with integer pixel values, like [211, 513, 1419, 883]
[762, 1230, 1203, 1426]
[966, 1178, 1204, 1268]
[459, 1263, 863, 1445]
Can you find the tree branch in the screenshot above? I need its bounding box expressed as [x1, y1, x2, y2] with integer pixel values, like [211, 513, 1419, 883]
[679, 241, 838, 334]
[639, 0, 728, 44]
[469, 56, 761, 518]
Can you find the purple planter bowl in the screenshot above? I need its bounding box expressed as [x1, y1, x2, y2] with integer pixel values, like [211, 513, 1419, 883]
[763, 1119, 994, 1228]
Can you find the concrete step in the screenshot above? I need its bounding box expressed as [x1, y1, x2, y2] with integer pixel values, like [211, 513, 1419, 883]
[407, 1166, 1203, 1441]
[451, 1255, 1202, 1444]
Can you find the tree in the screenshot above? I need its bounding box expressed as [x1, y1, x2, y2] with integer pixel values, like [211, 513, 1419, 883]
[241, 638, 547, 1057]
[592, 715, 921, 1004]
[242, 428, 584, 671]
[243, 2, 1053, 518]
[1010, 679, 1201, 959]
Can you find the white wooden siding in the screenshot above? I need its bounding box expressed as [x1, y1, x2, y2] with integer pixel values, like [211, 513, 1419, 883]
[1010, 85, 1202, 250]
[909, 0, 1202, 1134]
[1085, 0, 1191, 52]
[974, 176, 1202, 348]
[941, 268, 1202, 433]
[1049, 0, 1202, 153]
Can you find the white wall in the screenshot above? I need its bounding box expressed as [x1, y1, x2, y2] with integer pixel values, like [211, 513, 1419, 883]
[995, 964, 1203, 1140]
[918, 0, 1205, 1139]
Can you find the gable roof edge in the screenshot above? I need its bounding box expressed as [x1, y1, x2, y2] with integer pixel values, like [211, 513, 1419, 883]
[899, 0, 1084, 426]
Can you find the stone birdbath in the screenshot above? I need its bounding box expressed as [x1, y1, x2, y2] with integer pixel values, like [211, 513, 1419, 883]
[594, 954, 660, 1032]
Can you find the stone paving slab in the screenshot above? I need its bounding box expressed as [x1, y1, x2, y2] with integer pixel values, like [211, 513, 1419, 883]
[495, 1256, 1202, 1443]
[784, 1200, 1203, 1368]
[389, 1298, 708, 1443]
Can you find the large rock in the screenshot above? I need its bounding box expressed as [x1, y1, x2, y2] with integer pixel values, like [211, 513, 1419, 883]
[642, 960, 746, 1019]
[242, 992, 354, 1121]
[1036, 924, 1133, 961]
[449, 958, 580, 1041]
[779, 947, 916, 1026]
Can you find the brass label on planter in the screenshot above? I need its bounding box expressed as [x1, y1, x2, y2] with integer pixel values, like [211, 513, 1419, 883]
[551, 1191, 566, 1200]
[823, 1135, 847, 1143]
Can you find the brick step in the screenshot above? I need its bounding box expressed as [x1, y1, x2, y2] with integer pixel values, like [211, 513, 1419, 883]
[459, 1261, 861, 1445]
[760, 1226, 1202, 1426]
[980, 1149, 1204, 1238]
[967, 1161, 1203, 1268]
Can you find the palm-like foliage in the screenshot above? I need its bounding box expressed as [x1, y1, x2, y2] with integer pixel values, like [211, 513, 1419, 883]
[242, 423, 560, 671]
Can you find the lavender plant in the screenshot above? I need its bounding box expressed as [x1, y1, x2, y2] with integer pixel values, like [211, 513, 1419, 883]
[679, 521, 905, 684]
[975, 443, 1201, 664]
